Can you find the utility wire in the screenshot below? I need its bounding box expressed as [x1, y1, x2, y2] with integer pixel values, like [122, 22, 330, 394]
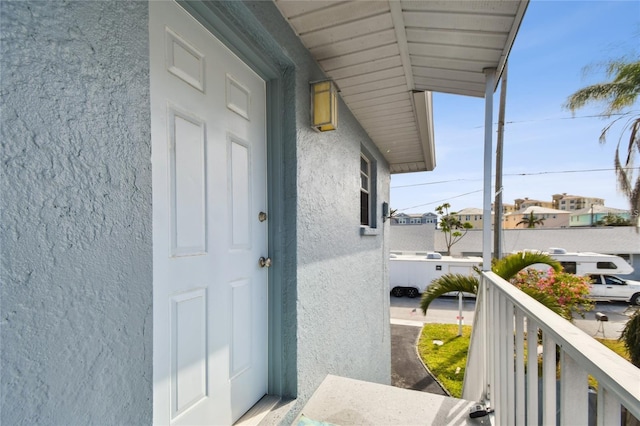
[470, 111, 638, 129]
[397, 189, 484, 212]
[391, 167, 640, 188]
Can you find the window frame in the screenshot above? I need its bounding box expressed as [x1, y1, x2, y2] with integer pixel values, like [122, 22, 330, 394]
[359, 149, 378, 234]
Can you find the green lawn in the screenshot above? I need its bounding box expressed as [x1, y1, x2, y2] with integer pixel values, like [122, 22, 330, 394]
[416, 324, 472, 398]
[417, 323, 631, 397]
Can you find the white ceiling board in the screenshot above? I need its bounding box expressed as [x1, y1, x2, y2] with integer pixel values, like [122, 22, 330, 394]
[339, 76, 408, 96]
[299, 14, 394, 48]
[319, 44, 400, 71]
[310, 29, 397, 60]
[329, 56, 403, 80]
[273, 0, 529, 174]
[337, 67, 406, 88]
[405, 28, 508, 49]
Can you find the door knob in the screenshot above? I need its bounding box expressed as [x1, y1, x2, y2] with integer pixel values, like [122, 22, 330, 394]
[259, 257, 272, 268]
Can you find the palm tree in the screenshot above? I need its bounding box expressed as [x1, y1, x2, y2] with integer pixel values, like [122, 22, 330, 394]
[565, 58, 640, 217]
[435, 203, 473, 255]
[515, 211, 545, 228]
[420, 251, 563, 316]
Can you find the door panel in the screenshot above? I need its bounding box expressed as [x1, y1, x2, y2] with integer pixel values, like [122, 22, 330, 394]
[151, 2, 268, 424]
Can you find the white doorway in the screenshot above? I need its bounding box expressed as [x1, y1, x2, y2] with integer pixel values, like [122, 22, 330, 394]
[150, 1, 269, 423]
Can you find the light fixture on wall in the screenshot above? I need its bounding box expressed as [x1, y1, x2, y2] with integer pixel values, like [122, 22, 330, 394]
[310, 80, 338, 132]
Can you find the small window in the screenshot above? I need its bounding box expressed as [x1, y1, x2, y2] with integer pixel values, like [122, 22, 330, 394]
[359, 151, 377, 230]
[360, 155, 370, 226]
[560, 262, 577, 274]
[596, 262, 617, 270]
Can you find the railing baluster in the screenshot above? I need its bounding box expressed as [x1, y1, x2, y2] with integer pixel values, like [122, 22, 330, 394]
[506, 300, 515, 425]
[543, 332, 556, 426]
[489, 280, 497, 409]
[560, 350, 588, 425]
[515, 309, 525, 426]
[492, 289, 501, 424]
[526, 318, 538, 426]
[597, 386, 621, 426]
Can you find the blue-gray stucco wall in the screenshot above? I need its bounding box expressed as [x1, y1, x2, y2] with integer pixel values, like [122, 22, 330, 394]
[1, 1, 152, 424]
[2, 0, 391, 424]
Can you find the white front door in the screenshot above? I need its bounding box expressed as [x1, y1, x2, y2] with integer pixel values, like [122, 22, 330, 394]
[150, 1, 268, 424]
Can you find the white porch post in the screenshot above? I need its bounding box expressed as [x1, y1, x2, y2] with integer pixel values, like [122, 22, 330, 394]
[482, 68, 496, 269]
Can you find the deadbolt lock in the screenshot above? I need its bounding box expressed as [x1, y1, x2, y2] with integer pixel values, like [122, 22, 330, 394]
[259, 257, 272, 268]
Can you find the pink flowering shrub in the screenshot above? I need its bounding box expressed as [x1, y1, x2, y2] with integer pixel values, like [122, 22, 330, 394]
[510, 268, 595, 320]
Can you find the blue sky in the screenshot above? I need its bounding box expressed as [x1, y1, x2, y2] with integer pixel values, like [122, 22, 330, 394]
[391, 0, 640, 214]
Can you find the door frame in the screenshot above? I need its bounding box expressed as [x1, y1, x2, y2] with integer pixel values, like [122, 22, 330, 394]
[175, 0, 297, 398]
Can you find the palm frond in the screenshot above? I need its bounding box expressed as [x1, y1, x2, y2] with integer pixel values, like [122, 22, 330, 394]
[492, 252, 562, 280]
[420, 273, 479, 315]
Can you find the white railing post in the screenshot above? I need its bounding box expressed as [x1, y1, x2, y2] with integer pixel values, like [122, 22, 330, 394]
[560, 351, 588, 425]
[506, 301, 515, 426]
[515, 309, 525, 425]
[542, 333, 557, 426]
[526, 319, 538, 426]
[597, 386, 621, 426]
[491, 279, 499, 414]
[482, 275, 489, 402]
[494, 292, 503, 425]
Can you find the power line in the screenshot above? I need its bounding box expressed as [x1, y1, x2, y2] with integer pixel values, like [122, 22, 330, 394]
[391, 167, 640, 188]
[470, 111, 638, 129]
[398, 189, 483, 212]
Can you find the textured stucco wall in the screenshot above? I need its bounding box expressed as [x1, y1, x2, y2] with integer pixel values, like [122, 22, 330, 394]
[238, 0, 392, 413]
[2, 0, 391, 424]
[1, 1, 152, 424]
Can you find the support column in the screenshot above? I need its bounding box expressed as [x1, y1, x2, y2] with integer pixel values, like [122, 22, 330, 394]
[482, 68, 496, 270]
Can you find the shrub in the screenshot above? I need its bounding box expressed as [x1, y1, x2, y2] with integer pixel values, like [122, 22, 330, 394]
[510, 268, 595, 320]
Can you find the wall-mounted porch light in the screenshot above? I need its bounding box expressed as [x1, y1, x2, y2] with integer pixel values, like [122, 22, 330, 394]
[310, 80, 338, 132]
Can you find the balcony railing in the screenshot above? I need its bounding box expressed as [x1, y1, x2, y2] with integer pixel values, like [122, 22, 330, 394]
[463, 271, 640, 425]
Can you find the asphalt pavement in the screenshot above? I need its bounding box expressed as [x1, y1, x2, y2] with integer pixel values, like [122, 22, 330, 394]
[390, 323, 447, 395]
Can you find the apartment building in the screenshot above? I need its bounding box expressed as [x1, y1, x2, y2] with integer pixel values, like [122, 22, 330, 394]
[454, 207, 485, 229]
[514, 197, 553, 210]
[552, 193, 605, 210]
[392, 212, 438, 226]
[503, 206, 570, 229]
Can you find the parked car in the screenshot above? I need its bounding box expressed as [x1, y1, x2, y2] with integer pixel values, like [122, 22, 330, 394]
[588, 274, 640, 305]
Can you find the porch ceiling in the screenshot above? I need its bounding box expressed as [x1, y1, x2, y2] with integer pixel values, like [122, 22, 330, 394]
[273, 0, 529, 174]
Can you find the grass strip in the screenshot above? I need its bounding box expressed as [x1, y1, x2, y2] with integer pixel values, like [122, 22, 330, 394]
[417, 324, 630, 397]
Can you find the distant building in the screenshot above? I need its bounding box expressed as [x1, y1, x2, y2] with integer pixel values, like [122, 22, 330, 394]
[514, 197, 553, 210]
[392, 212, 438, 226]
[552, 193, 604, 211]
[492, 203, 517, 214]
[503, 206, 570, 229]
[454, 207, 484, 229]
[569, 205, 632, 227]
